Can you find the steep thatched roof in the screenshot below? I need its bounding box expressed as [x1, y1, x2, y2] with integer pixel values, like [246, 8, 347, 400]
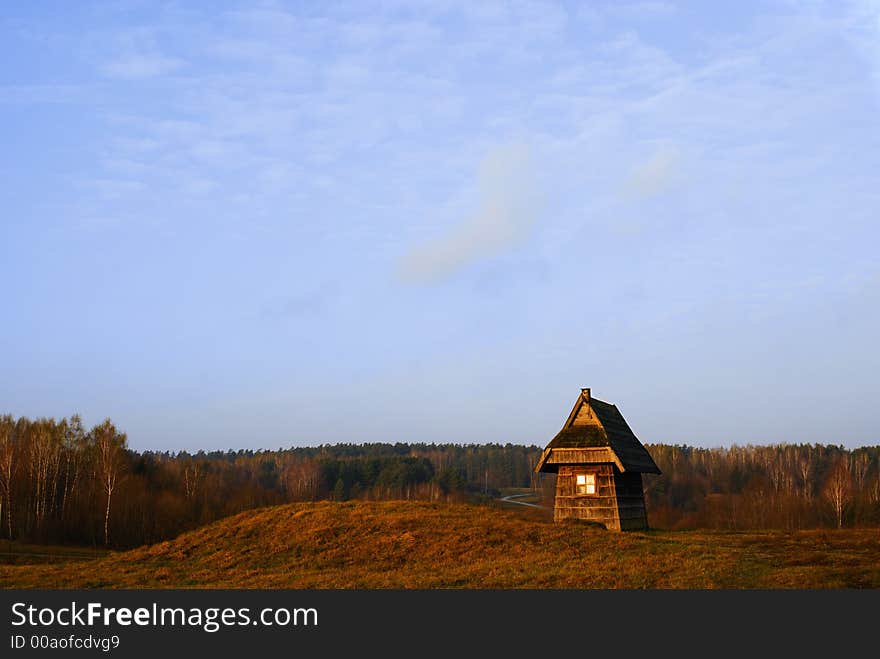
[535, 389, 661, 474]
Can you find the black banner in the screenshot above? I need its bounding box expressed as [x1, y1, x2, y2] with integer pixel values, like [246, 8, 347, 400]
[1, 589, 877, 657]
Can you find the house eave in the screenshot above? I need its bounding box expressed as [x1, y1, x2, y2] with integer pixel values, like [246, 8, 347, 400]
[535, 447, 626, 474]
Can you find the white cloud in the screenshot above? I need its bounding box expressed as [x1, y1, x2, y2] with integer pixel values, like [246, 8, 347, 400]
[81, 178, 146, 200]
[0, 84, 93, 105]
[398, 143, 540, 283]
[848, 0, 880, 96]
[50, 0, 875, 269]
[608, 1, 677, 18]
[100, 54, 183, 79]
[622, 145, 681, 199]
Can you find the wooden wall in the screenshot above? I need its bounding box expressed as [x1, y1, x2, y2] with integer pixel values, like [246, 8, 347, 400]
[553, 464, 647, 531]
[613, 470, 648, 531]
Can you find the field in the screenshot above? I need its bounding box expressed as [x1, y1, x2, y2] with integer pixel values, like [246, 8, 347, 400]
[1, 501, 879, 589]
[0, 541, 107, 566]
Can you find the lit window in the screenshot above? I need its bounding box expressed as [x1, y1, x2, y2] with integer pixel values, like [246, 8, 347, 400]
[576, 473, 596, 495]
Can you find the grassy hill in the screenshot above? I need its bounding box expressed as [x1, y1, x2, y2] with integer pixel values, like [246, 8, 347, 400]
[2, 501, 879, 588]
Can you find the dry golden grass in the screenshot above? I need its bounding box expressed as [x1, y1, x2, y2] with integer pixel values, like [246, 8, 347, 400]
[1, 501, 878, 589]
[0, 541, 108, 566]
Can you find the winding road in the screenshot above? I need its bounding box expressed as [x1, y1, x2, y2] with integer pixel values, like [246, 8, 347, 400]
[499, 493, 546, 509]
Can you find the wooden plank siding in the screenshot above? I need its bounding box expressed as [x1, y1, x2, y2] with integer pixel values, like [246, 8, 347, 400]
[613, 470, 648, 531]
[542, 447, 623, 471]
[553, 465, 620, 530]
[553, 465, 647, 531]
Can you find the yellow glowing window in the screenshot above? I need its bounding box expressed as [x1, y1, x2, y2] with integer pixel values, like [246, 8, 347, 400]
[576, 473, 596, 495]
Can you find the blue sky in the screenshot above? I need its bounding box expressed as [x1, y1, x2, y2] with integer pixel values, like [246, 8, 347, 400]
[2, 1, 878, 451]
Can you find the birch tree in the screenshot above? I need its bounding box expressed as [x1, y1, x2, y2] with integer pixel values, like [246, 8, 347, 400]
[823, 456, 852, 529]
[91, 419, 127, 546]
[0, 415, 16, 538]
[60, 415, 86, 523]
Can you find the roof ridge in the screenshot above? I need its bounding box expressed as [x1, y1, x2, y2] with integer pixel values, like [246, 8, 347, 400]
[536, 389, 661, 474]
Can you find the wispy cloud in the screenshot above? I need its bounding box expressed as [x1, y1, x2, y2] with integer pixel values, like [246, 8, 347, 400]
[608, 1, 678, 19]
[397, 143, 540, 283]
[80, 177, 146, 200]
[100, 54, 183, 79]
[622, 145, 681, 199]
[261, 288, 334, 319]
[0, 84, 95, 105]
[847, 0, 880, 97]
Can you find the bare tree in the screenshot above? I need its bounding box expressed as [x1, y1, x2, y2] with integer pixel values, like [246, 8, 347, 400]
[870, 469, 880, 506]
[91, 419, 127, 546]
[60, 415, 86, 523]
[27, 419, 62, 534]
[823, 456, 852, 529]
[182, 459, 204, 501]
[852, 451, 871, 494]
[0, 415, 17, 538]
[797, 451, 813, 502]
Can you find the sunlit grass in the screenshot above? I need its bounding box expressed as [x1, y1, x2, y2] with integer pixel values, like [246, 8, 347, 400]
[1, 501, 877, 589]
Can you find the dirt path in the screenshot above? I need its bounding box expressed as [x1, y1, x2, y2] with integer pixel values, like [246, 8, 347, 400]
[499, 493, 546, 509]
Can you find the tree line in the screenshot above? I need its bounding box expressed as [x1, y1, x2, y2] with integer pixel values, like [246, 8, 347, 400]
[643, 443, 880, 531]
[1, 414, 878, 548]
[0, 414, 537, 548]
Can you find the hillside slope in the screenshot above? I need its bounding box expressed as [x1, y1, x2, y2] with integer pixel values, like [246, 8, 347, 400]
[2, 501, 879, 588]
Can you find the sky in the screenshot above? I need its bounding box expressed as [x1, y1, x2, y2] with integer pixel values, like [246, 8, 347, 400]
[1, 1, 879, 452]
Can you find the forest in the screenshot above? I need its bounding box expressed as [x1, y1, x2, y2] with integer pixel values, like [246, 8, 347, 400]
[1, 414, 878, 548]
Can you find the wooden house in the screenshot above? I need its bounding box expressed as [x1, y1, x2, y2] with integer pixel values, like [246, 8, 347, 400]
[535, 388, 660, 531]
